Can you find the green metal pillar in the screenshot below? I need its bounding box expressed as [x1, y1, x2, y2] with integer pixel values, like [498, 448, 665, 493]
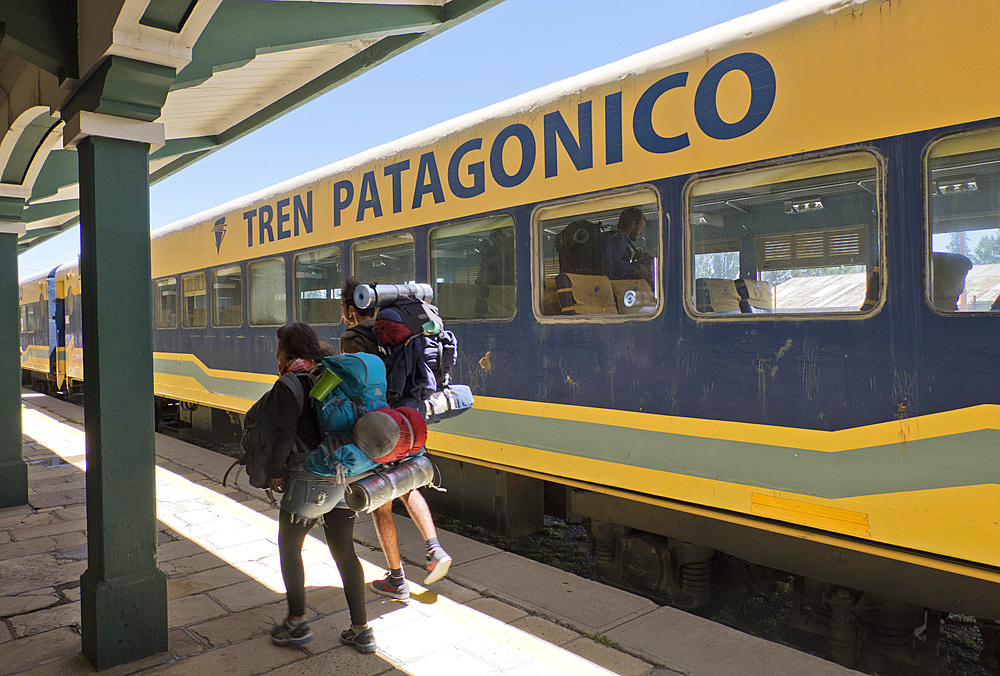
[77, 135, 167, 669]
[0, 207, 28, 508]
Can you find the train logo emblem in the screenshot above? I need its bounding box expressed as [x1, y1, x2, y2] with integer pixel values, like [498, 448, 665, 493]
[213, 217, 227, 253]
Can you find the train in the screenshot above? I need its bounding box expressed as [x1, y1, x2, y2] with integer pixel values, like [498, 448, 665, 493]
[20, 1, 1000, 672]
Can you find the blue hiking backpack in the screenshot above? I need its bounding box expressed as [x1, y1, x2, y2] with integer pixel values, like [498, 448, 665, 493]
[305, 352, 388, 479]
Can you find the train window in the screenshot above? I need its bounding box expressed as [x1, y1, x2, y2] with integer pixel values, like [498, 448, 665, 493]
[212, 265, 243, 327]
[687, 153, 881, 316]
[430, 216, 515, 320]
[927, 129, 1000, 313]
[249, 258, 287, 326]
[535, 190, 660, 317]
[154, 278, 178, 329]
[181, 272, 207, 328]
[352, 233, 415, 286]
[295, 247, 342, 325]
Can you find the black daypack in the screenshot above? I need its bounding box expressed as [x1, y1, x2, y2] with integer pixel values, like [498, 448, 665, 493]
[225, 371, 311, 490]
[555, 220, 606, 275]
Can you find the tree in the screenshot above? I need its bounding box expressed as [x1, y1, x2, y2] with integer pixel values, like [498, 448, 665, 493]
[971, 231, 1000, 264]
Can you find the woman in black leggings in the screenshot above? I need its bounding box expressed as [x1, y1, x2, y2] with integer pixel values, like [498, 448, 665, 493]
[266, 323, 375, 654]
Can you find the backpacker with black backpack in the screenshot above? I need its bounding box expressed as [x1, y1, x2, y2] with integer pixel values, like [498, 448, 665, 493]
[353, 282, 474, 423]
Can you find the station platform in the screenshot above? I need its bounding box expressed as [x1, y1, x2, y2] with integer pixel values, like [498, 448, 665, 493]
[2, 390, 860, 675]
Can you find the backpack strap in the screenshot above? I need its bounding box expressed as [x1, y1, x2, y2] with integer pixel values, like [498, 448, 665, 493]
[346, 323, 377, 344]
[277, 371, 306, 410]
[277, 370, 313, 454]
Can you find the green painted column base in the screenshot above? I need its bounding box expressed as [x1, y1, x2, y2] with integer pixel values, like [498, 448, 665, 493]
[80, 567, 168, 670]
[0, 458, 29, 508]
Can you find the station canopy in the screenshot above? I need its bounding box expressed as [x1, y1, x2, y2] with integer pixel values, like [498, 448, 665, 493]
[0, 0, 501, 255]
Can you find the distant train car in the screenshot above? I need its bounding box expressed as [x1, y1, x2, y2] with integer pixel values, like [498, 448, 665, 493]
[24, 1, 1000, 671]
[18, 263, 81, 393]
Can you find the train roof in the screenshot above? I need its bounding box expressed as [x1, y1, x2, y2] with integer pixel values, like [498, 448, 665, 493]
[151, 0, 849, 241]
[18, 261, 76, 286]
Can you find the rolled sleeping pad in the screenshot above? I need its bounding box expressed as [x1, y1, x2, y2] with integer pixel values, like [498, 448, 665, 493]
[345, 454, 435, 513]
[354, 282, 434, 310]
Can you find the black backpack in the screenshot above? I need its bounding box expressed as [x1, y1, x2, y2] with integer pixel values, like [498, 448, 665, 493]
[225, 371, 311, 490]
[384, 296, 445, 336]
[555, 220, 606, 275]
[368, 294, 470, 421]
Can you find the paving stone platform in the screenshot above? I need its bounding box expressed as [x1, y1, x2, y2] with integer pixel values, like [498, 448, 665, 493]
[1, 391, 859, 675]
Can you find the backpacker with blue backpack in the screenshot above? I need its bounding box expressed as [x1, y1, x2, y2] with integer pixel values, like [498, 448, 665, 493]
[301, 351, 430, 479]
[353, 282, 474, 422]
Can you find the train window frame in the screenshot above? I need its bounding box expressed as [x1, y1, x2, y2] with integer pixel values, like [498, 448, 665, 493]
[428, 214, 516, 322]
[248, 257, 287, 327]
[154, 277, 178, 329]
[683, 150, 885, 321]
[211, 264, 244, 328]
[924, 127, 1000, 315]
[294, 245, 343, 325]
[351, 233, 416, 287]
[531, 187, 663, 323]
[180, 272, 207, 329]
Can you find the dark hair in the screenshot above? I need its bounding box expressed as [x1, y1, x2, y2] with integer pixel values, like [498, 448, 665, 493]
[341, 277, 375, 318]
[618, 206, 646, 231]
[276, 322, 332, 361]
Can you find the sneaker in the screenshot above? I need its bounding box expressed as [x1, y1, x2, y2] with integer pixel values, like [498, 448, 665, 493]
[270, 618, 313, 646]
[370, 573, 410, 601]
[424, 547, 452, 585]
[341, 625, 377, 654]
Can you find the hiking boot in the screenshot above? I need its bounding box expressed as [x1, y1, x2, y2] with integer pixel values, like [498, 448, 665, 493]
[424, 547, 452, 585]
[341, 625, 377, 654]
[370, 573, 410, 600]
[270, 618, 313, 646]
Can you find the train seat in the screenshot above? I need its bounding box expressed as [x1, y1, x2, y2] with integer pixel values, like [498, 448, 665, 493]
[219, 306, 242, 326]
[694, 278, 741, 313]
[480, 283, 515, 318]
[930, 251, 973, 311]
[550, 273, 617, 315]
[860, 265, 881, 311]
[611, 279, 656, 314]
[733, 278, 772, 313]
[436, 282, 515, 319]
[542, 278, 560, 315]
[436, 283, 479, 318]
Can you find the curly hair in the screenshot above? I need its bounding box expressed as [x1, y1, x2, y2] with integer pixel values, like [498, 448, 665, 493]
[276, 322, 333, 361]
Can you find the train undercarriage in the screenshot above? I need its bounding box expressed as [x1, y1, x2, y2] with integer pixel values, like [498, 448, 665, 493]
[576, 490, 1000, 676]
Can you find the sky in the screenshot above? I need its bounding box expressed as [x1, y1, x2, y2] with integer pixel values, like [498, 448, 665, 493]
[16, 0, 777, 279]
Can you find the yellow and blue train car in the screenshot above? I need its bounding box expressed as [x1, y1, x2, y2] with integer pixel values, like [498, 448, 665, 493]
[18, 263, 81, 392]
[30, 0, 1000, 669]
[18, 271, 50, 377]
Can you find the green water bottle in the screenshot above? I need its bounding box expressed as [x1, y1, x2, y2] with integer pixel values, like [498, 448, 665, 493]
[309, 367, 342, 400]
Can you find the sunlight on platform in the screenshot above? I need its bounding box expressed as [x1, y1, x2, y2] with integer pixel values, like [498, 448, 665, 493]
[21, 404, 616, 675]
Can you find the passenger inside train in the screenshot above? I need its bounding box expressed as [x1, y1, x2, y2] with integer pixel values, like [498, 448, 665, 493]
[541, 194, 659, 316]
